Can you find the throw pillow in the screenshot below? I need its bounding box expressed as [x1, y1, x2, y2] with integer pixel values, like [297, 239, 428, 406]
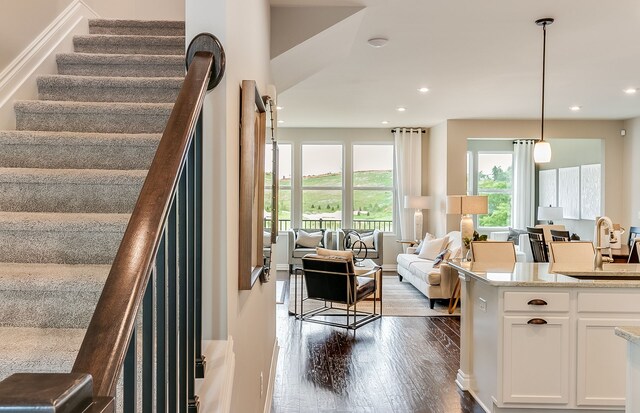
[263, 231, 271, 246]
[317, 247, 354, 261]
[417, 236, 448, 260]
[346, 231, 373, 249]
[414, 233, 435, 254]
[508, 227, 526, 246]
[432, 249, 451, 268]
[360, 234, 375, 249]
[296, 229, 323, 248]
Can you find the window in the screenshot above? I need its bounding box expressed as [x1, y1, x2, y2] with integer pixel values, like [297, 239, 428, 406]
[265, 143, 292, 230]
[352, 144, 394, 232]
[475, 152, 513, 227]
[301, 144, 343, 230]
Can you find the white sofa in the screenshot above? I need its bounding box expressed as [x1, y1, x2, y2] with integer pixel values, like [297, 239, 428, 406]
[396, 231, 462, 309]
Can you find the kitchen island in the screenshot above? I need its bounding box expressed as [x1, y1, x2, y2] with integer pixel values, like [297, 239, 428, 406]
[449, 261, 640, 413]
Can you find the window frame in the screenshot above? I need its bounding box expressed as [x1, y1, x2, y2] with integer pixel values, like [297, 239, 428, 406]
[351, 143, 395, 232]
[264, 142, 292, 231]
[470, 150, 514, 230]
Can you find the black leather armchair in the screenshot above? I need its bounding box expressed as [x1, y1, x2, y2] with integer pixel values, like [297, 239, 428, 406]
[298, 254, 381, 331]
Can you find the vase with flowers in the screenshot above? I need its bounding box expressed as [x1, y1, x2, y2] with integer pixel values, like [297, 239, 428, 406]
[462, 230, 487, 261]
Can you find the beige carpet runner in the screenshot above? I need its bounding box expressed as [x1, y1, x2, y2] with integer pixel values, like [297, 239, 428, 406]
[287, 275, 460, 316]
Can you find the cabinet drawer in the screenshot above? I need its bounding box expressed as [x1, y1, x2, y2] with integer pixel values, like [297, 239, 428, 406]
[504, 291, 570, 312]
[578, 292, 640, 313]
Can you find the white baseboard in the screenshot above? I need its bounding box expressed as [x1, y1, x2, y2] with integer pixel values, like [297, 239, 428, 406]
[263, 338, 279, 413]
[194, 336, 236, 413]
[0, 0, 99, 129]
[382, 264, 397, 272]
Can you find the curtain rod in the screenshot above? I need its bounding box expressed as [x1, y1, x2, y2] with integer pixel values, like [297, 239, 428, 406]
[391, 128, 426, 133]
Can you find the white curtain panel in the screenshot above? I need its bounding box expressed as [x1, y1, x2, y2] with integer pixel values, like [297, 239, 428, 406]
[393, 128, 422, 239]
[512, 140, 535, 229]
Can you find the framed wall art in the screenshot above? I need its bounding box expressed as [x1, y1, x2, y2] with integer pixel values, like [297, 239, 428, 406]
[238, 80, 267, 290]
[558, 166, 580, 219]
[580, 163, 601, 220]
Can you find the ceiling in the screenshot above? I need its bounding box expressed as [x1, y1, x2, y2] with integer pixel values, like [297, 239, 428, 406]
[270, 0, 640, 128]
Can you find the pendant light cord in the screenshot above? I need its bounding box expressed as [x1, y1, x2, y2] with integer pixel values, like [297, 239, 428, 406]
[541, 22, 547, 143]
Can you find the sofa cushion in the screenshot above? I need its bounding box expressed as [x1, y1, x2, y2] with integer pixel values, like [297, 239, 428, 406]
[292, 248, 317, 258]
[418, 236, 448, 260]
[408, 259, 436, 280]
[397, 253, 428, 269]
[296, 229, 323, 248]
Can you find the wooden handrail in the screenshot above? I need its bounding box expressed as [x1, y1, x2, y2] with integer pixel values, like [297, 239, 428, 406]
[72, 51, 214, 397]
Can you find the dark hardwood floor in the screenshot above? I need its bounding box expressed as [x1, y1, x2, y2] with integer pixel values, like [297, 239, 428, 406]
[272, 272, 484, 413]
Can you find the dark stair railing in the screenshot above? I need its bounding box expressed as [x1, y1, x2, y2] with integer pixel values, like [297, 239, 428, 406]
[0, 33, 225, 413]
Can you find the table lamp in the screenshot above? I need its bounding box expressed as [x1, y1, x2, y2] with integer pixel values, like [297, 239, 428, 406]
[537, 206, 563, 224]
[447, 195, 488, 255]
[404, 195, 431, 241]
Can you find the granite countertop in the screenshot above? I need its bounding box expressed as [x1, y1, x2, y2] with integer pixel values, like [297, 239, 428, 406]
[448, 261, 640, 288]
[615, 327, 640, 346]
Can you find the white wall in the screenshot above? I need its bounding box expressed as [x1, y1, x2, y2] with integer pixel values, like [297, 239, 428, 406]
[426, 121, 448, 237]
[430, 119, 626, 235]
[538, 138, 603, 240]
[187, 1, 275, 412]
[277, 127, 403, 268]
[623, 116, 640, 229]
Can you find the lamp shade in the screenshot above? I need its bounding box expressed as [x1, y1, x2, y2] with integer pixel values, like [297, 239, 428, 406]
[538, 206, 563, 221]
[534, 141, 552, 163]
[446, 196, 462, 214]
[404, 195, 431, 209]
[461, 195, 488, 215]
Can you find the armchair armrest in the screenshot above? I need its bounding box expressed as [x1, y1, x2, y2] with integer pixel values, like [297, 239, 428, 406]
[287, 229, 296, 263]
[373, 229, 383, 256]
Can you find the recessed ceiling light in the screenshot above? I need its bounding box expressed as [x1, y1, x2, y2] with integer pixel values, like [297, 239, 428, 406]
[417, 87, 429, 93]
[381, 121, 389, 125]
[367, 37, 388, 48]
[624, 88, 637, 95]
[569, 105, 581, 111]
[396, 107, 406, 112]
[277, 120, 284, 124]
[276, 106, 283, 110]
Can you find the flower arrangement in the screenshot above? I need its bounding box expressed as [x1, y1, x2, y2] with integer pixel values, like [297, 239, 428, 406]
[463, 230, 488, 248]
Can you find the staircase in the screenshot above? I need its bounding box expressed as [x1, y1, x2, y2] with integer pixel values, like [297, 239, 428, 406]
[0, 19, 185, 384]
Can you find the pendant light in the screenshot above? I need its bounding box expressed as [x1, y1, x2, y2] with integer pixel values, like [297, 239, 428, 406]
[533, 17, 554, 163]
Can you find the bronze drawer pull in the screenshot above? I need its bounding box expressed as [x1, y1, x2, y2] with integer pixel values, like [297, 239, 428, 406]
[527, 318, 548, 325]
[527, 299, 548, 306]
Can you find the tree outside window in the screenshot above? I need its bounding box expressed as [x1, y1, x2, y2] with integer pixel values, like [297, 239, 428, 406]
[265, 143, 292, 230]
[476, 153, 512, 227]
[302, 145, 343, 229]
[352, 144, 394, 232]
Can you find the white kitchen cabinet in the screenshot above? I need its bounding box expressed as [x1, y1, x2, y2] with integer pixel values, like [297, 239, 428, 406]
[502, 315, 570, 404]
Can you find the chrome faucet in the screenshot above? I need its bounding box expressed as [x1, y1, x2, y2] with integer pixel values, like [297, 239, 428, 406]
[594, 216, 616, 270]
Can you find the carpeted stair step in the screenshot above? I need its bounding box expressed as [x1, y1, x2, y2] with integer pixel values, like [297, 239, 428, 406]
[0, 327, 85, 382]
[0, 168, 146, 213]
[0, 212, 129, 264]
[38, 75, 183, 103]
[89, 19, 185, 36]
[0, 131, 159, 170]
[14, 101, 173, 133]
[56, 53, 184, 78]
[74, 34, 184, 55]
[0, 263, 109, 329]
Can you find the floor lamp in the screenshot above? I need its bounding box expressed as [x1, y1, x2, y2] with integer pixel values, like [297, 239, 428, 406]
[447, 195, 488, 256]
[404, 195, 431, 241]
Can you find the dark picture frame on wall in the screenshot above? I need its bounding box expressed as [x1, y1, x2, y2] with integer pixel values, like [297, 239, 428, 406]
[238, 80, 267, 290]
